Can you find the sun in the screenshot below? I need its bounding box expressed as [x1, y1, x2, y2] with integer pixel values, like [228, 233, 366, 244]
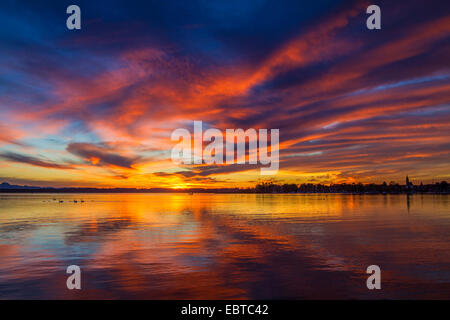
[171, 184, 190, 190]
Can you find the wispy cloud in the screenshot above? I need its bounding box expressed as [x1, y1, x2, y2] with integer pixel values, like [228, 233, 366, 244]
[0, 151, 74, 170]
[66, 143, 140, 169]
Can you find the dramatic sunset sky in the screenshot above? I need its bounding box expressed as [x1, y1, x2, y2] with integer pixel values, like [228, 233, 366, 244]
[0, 0, 449, 188]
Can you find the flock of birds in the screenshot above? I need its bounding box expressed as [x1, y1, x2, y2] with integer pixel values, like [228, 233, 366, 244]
[42, 198, 86, 203]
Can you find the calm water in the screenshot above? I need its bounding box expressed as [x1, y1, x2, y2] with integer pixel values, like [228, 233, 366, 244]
[0, 193, 449, 299]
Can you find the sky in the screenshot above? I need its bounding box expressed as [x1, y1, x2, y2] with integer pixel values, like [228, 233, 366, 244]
[0, 0, 449, 188]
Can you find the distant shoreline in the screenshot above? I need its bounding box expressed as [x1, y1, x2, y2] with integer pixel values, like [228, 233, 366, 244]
[0, 189, 448, 195]
[1, 180, 448, 194]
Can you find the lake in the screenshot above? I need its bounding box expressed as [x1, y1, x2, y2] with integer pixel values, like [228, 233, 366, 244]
[0, 193, 449, 299]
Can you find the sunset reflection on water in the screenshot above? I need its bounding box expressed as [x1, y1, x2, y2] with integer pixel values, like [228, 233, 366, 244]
[0, 193, 449, 299]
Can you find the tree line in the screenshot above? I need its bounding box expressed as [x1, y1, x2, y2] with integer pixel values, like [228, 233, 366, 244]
[254, 181, 449, 194]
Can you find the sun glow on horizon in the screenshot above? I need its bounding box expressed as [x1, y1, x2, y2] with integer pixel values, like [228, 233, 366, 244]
[0, 1, 449, 187]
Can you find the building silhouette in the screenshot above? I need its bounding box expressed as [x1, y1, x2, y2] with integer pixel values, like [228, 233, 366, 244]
[405, 176, 414, 194]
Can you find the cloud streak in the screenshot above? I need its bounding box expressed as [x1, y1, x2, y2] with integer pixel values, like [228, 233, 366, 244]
[0, 151, 74, 170]
[66, 143, 140, 169]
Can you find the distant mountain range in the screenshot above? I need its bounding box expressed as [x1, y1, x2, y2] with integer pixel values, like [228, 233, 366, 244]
[0, 182, 41, 190]
[0, 182, 242, 193]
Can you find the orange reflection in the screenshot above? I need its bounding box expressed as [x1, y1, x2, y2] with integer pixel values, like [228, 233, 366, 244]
[0, 193, 450, 299]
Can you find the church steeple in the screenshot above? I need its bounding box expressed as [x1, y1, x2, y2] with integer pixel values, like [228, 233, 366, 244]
[406, 176, 413, 194]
